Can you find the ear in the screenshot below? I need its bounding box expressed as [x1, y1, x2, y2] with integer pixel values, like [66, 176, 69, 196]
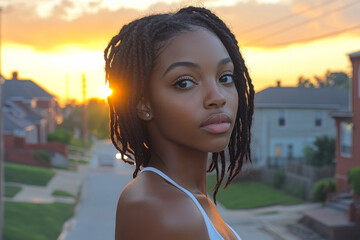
[136, 97, 153, 120]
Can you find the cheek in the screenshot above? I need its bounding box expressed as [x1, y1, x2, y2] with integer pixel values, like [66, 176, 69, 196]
[150, 93, 199, 136]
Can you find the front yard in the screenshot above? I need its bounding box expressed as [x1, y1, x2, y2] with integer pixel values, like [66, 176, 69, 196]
[3, 202, 75, 240]
[207, 174, 303, 209]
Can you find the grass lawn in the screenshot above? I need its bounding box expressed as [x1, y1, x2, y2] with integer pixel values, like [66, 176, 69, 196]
[69, 158, 89, 165]
[78, 159, 89, 164]
[52, 190, 75, 198]
[5, 162, 55, 186]
[3, 202, 75, 240]
[207, 175, 303, 209]
[4, 185, 22, 198]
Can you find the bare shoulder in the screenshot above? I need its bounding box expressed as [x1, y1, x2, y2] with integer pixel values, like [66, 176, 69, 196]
[115, 171, 209, 240]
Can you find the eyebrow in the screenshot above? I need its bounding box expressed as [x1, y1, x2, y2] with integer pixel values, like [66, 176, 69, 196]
[162, 57, 233, 77]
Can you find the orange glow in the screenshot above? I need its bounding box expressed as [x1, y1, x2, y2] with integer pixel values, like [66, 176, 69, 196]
[101, 82, 113, 99]
[2, 0, 360, 102]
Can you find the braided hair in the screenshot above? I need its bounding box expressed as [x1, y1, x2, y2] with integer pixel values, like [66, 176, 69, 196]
[104, 6, 254, 202]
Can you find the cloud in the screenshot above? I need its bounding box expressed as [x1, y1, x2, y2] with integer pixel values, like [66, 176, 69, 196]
[2, 0, 360, 51]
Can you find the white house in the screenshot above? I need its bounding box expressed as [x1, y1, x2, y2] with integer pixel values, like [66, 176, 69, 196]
[251, 82, 349, 167]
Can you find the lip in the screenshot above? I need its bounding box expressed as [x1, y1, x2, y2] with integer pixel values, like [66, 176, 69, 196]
[200, 113, 232, 134]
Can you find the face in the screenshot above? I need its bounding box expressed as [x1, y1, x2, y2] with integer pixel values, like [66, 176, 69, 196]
[141, 27, 238, 153]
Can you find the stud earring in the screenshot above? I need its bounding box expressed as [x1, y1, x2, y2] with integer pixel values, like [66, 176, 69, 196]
[146, 113, 150, 118]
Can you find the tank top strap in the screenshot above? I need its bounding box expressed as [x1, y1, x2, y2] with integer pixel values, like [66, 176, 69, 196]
[141, 167, 241, 240]
[141, 167, 225, 239]
[141, 167, 210, 217]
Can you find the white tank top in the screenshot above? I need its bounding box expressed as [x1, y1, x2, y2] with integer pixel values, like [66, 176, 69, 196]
[142, 167, 242, 240]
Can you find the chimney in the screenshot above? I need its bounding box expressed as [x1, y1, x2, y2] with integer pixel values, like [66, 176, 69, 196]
[12, 71, 18, 80]
[276, 80, 281, 87]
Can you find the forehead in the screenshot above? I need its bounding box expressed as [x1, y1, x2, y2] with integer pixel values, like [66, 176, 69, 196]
[154, 27, 231, 70]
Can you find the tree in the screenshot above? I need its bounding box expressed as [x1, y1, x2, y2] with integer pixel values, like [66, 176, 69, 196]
[86, 98, 109, 139]
[314, 70, 350, 89]
[297, 70, 350, 90]
[62, 98, 110, 140]
[303, 135, 335, 167]
[297, 75, 314, 88]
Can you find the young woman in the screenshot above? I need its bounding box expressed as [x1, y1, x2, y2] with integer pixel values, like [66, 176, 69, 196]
[104, 6, 254, 240]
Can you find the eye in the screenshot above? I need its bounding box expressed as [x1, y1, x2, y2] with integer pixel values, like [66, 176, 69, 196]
[173, 76, 196, 90]
[219, 72, 233, 84]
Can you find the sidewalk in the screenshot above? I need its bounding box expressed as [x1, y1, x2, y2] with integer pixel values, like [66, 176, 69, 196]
[216, 202, 323, 240]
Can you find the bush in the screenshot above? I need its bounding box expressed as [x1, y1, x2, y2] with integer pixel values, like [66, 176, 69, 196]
[47, 128, 73, 145]
[33, 150, 51, 163]
[312, 178, 335, 202]
[273, 170, 285, 189]
[286, 182, 306, 199]
[303, 135, 335, 167]
[349, 166, 360, 195]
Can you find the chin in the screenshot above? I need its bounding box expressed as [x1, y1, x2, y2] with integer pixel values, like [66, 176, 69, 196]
[204, 139, 230, 153]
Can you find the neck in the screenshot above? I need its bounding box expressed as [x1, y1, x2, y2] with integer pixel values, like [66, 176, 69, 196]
[148, 143, 209, 195]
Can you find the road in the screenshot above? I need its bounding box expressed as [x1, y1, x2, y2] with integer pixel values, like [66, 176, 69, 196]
[64, 141, 133, 240]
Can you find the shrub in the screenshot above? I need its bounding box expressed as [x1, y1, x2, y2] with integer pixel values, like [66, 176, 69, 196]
[349, 166, 360, 196]
[33, 150, 51, 163]
[47, 128, 73, 145]
[312, 178, 335, 202]
[273, 170, 285, 189]
[303, 135, 335, 167]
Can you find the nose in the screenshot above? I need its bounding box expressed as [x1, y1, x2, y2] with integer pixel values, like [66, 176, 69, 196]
[203, 81, 226, 109]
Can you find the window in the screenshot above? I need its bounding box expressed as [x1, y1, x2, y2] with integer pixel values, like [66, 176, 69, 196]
[275, 145, 282, 158]
[340, 122, 353, 157]
[278, 109, 286, 127]
[315, 111, 323, 127]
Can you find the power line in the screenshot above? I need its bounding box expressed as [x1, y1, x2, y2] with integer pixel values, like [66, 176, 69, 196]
[245, 0, 360, 45]
[266, 24, 360, 47]
[240, 0, 336, 34]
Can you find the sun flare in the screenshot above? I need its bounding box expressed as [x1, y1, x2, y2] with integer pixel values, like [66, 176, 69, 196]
[101, 82, 113, 99]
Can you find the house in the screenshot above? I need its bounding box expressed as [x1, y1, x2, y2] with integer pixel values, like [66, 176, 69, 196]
[3, 71, 61, 141]
[3, 103, 39, 143]
[2, 71, 67, 168]
[252, 82, 349, 167]
[331, 50, 360, 192]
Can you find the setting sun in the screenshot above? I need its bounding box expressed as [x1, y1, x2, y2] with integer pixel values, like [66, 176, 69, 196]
[101, 82, 113, 99]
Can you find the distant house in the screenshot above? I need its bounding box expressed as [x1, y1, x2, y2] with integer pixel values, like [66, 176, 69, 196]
[2, 71, 67, 168]
[252, 82, 349, 167]
[3, 71, 61, 141]
[3, 103, 40, 143]
[331, 50, 360, 192]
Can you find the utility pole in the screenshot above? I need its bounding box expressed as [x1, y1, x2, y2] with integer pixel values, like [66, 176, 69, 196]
[82, 73, 87, 150]
[65, 74, 69, 105]
[0, 76, 3, 240]
[0, 7, 4, 240]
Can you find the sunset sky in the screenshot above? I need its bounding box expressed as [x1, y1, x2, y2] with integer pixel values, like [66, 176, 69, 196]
[1, 0, 360, 103]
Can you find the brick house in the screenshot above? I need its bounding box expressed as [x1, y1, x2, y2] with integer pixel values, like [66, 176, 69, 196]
[331, 50, 360, 192]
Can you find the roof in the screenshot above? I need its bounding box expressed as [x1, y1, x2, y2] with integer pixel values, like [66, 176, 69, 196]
[6, 101, 44, 123]
[3, 108, 34, 133]
[255, 87, 349, 110]
[348, 50, 360, 58]
[3, 78, 53, 101]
